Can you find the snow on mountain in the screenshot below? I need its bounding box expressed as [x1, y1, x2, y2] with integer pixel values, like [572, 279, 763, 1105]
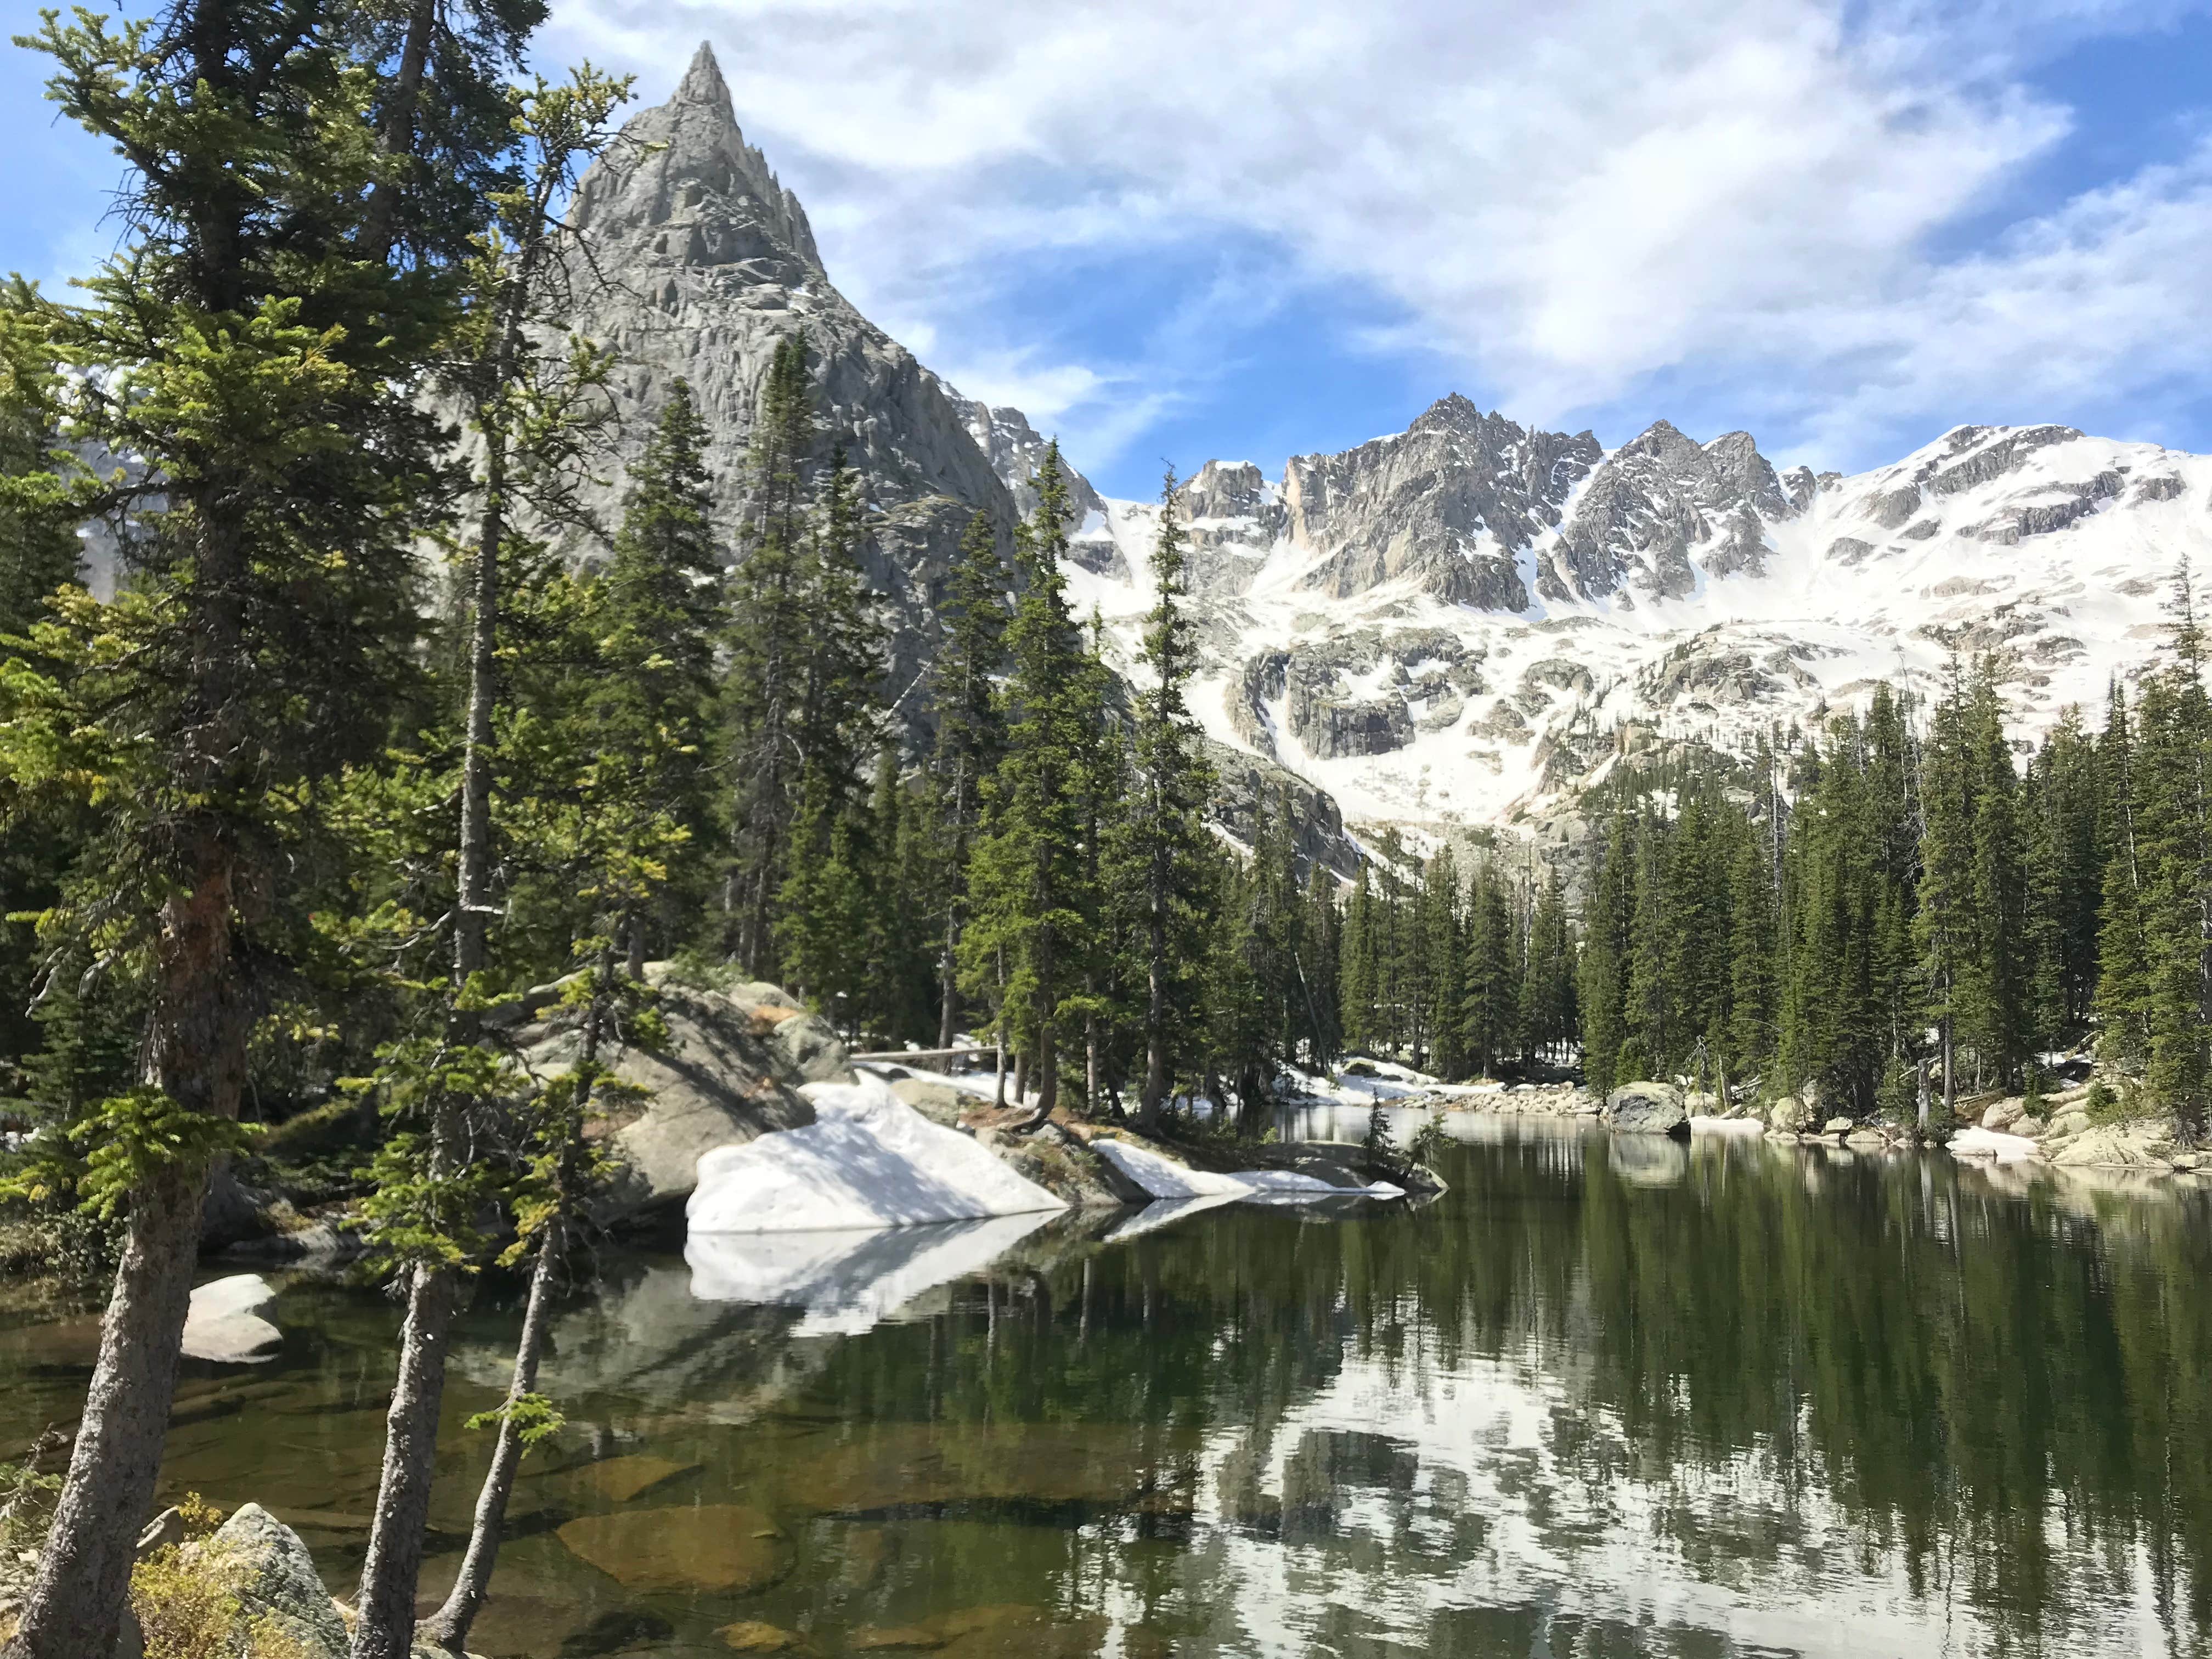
[1054, 414, 2210, 850]
[560, 59, 2207, 860]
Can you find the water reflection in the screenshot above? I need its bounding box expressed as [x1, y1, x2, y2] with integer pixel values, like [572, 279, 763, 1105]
[1, 1128, 2208, 1656]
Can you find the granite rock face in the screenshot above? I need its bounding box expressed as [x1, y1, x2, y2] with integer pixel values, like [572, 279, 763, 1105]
[557, 44, 1109, 691]
[1538, 421, 1793, 603]
[1288, 395, 1600, 610]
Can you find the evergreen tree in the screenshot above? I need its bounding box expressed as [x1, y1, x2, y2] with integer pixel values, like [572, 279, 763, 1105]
[1126, 470, 1221, 1122]
[928, 514, 1009, 1047]
[1463, 864, 1518, 1078]
[597, 377, 725, 966]
[0, 5, 509, 1648]
[1579, 809, 1635, 1095]
[725, 331, 815, 974]
[960, 445, 1089, 1114]
[1340, 865, 1379, 1056]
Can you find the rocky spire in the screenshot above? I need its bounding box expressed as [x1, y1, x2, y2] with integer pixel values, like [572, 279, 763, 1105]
[568, 38, 822, 273]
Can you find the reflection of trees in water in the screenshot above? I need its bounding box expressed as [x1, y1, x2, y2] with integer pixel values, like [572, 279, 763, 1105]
[787, 1138, 2212, 1649]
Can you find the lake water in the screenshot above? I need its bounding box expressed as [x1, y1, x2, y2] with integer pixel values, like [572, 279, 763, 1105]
[4, 1111, 2211, 1657]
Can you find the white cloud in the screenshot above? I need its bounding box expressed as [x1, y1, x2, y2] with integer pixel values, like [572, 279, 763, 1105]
[543, 0, 2212, 470]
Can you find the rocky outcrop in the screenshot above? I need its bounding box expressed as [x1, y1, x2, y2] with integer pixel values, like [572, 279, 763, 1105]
[1605, 1081, 1689, 1136]
[1539, 421, 1792, 602]
[517, 970, 830, 1218]
[197, 1504, 349, 1658]
[1181, 460, 1285, 596]
[1285, 395, 1600, 609]
[1205, 741, 1361, 877]
[553, 43, 1109, 698]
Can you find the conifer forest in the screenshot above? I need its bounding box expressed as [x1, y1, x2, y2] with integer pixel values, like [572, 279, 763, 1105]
[6, 4, 2212, 1658]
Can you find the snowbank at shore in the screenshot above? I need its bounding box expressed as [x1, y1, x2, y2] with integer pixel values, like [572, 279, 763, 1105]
[1092, 1136, 1402, 1203]
[687, 1074, 1066, 1234]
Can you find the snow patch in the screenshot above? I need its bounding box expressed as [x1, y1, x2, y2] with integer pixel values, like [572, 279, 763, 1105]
[1949, 1125, 2042, 1163]
[1092, 1136, 1402, 1201]
[686, 1073, 1066, 1233]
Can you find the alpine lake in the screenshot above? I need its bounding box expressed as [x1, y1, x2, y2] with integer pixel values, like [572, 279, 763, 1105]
[5, 1107, 2212, 1658]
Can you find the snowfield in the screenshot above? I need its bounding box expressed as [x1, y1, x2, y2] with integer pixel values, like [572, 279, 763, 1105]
[686, 1073, 1065, 1233]
[1069, 424, 2212, 846]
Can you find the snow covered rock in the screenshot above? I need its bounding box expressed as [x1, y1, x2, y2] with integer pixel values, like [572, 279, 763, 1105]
[1604, 1082, 1688, 1136]
[180, 1275, 281, 1364]
[687, 1074, 1065, 1233]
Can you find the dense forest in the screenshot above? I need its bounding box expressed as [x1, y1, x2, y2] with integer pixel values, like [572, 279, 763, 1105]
[3, 2, 2212, 1655]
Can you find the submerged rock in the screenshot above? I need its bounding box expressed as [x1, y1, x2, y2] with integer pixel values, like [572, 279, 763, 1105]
[1605, 1082, 1688, 1136]
[555, 1504, 789, 1592]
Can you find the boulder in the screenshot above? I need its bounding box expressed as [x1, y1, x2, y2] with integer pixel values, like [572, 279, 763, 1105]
[198, 1504, 348, 1659]
[2048, 1107, 2091, 1138]
[2050, 1122, 2176, 1170]
[1768, 1096, 1808, 1133]
[521, 979, 817, 1218]
[1821, 1116, 1855, 1137]
[765, 1011, 853, 1084]
[1604, 1082, 1688, 1137]
[180, 1275, 281, 1364]
[2013, 1115, 2049, 1138]
[1981, 1099, 2024, 1132]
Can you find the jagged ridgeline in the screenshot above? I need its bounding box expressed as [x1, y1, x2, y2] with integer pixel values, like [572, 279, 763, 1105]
[560, 46, 2212, 864]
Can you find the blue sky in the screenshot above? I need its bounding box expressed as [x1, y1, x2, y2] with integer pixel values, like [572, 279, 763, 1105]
[8, 1, 2212, 499]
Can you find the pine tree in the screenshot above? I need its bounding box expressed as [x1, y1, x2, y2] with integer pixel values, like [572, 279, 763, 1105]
[774, 453, 887, 1007]
[0, 6, 512, 1648]
[960, 445, 1088, 1114]
[1579, 809, 1635, 1095]
[1463, 864, 1518, 1078]
[1340, 865, 1379, 1056]
[928, 514, 1009, 1046]
[2095, 684, 2154, 1073]
[1125, 469, 1221, 1121]
[1425, 847, 1468, 1079]
[351, 70, 631, 1659]
[597, 377, 725, 966]
[725, 331, 816, 974]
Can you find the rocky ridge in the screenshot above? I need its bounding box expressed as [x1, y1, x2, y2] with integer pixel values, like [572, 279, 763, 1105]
[565, 52, 2212, 858]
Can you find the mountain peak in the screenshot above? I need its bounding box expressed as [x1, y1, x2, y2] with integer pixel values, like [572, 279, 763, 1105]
[568, 43, 822, 273]
[676, 41, 731, 110]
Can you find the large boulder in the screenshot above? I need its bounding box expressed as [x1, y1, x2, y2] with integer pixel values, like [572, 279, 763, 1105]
[1605, 1081, 1688, 1137]
[1768, 1096, 1809, 1133]
[179, 1275, 281, 1364]
[1982, 1099, 2024, 1132]
[2051, 1121, 2176, 1170]
[198, 1504, 348, 1658]
[518, 975, 824, 1218]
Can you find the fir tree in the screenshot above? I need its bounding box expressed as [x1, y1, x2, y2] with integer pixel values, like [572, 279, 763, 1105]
[725, 331, 815, 974]
[928, 514, 1009, 1047]
[1126, 469, 1220, 1122]
[960, 445, 1089, 1114]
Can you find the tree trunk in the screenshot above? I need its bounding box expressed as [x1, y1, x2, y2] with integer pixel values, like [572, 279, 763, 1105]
[1011, 1049, 1028, 1105]
[1942, 1014, 1956, 1124]
[938, 908, 961, 1052]
[418, 939, 611, 1656]
[360, 0, 436, 261]
[351, 1261, 459, 1659]
[352, 417, 507, 1659]
[13, 799, 247, 1656]
[7, 1160, 211, 1659]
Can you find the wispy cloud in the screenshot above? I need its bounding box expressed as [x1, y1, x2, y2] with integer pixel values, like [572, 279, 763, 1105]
[544, 0, 2212, 472]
